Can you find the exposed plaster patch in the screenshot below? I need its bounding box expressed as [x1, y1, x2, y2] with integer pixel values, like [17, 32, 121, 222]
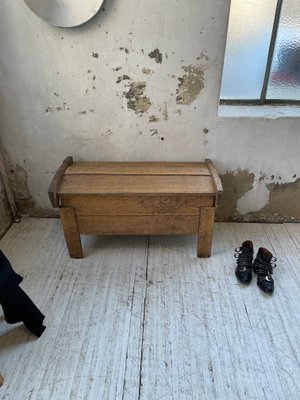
[124, 82, 151, 114]
[176, 65, 205, 105]
[216, 170, 254, 221]
[237, 181, 270, 215]
[258, 178, 300, 220]
[217, 170, 300, 222]
[148, 49, 162, 64]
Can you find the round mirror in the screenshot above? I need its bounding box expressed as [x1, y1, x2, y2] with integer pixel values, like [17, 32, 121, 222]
[24, 0, 104, 28]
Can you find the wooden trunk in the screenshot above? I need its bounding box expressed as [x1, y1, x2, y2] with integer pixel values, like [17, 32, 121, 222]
[48, 158, 223, 258]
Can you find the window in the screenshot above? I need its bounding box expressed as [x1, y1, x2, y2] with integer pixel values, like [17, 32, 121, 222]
[220, 0, 300, 104]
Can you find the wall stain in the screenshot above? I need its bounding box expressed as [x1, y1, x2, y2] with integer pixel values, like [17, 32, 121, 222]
[203, 128, 209, 145]
[197, 52, 209, 61]
[149, 115, 159, 122]
[45, 103, 69, 113]
[216, 170, 254, 221]
[9, 164, 56, 217]
[257, 178, 300, 221]
[148, 49, 162, 64]
[142, 68, 153, 75]
[162, 103, 168, 121]
[116, 75, 131, 84]
[124, 82, 151, 114]
[216, 171, 300, 222]
[176, 65, 205, 105]
[92, 52, 99, 58]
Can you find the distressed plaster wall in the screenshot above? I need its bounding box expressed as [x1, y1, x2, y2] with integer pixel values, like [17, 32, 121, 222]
[0, 0, 300, 221]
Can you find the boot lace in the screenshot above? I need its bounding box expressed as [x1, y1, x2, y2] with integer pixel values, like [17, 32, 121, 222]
[253, 255, 277, 276]
[234, 247, 253, 271]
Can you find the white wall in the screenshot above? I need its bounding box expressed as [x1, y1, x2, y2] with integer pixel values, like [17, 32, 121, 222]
[0, 0, 299, 221]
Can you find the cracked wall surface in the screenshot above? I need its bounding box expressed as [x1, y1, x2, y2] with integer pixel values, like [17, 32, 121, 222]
[0, 1, 300, 221]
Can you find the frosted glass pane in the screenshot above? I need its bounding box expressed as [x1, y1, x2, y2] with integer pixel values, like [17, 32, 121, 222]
[220, 0, 277, 100]
[267, 0, 300, 100]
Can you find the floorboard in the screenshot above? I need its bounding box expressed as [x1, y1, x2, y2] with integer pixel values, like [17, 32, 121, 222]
[0, 219, 300, 400]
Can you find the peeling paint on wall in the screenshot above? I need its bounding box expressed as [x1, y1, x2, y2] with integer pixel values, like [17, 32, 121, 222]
[216, 170, 255, 221]
[237, 182, 270, 215]
[116, 75, 131, 84]
[1, 3, 299, 224]
[176, 65, 205, 105]
[124, 82, 151, 114]
[148, 49, 162, 64]
[216, 172, 300, 222]
[149, 115, 159, 122]
[258, 178, 300, 220]
[142, 68, 153, 75]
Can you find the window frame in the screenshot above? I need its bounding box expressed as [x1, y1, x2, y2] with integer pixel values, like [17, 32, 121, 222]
[220, 0, 300, 106]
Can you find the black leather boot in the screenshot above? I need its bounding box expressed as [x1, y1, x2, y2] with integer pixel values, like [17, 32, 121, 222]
[0, 250, 46, 337]
[253, 247, 277, 294]
[234, 240, 254, 284]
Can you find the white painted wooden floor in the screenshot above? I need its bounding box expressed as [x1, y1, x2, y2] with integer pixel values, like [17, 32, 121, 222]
[0, 219, 300, 400]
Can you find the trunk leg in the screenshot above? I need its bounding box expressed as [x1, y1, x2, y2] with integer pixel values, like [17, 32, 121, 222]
[59, 207, 84, 258]
[197, 207, 215, 258]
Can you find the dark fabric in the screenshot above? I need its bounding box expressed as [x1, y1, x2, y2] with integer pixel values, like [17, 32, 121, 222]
[0, 250, 46, 337]
[0, 250, 23, 293]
